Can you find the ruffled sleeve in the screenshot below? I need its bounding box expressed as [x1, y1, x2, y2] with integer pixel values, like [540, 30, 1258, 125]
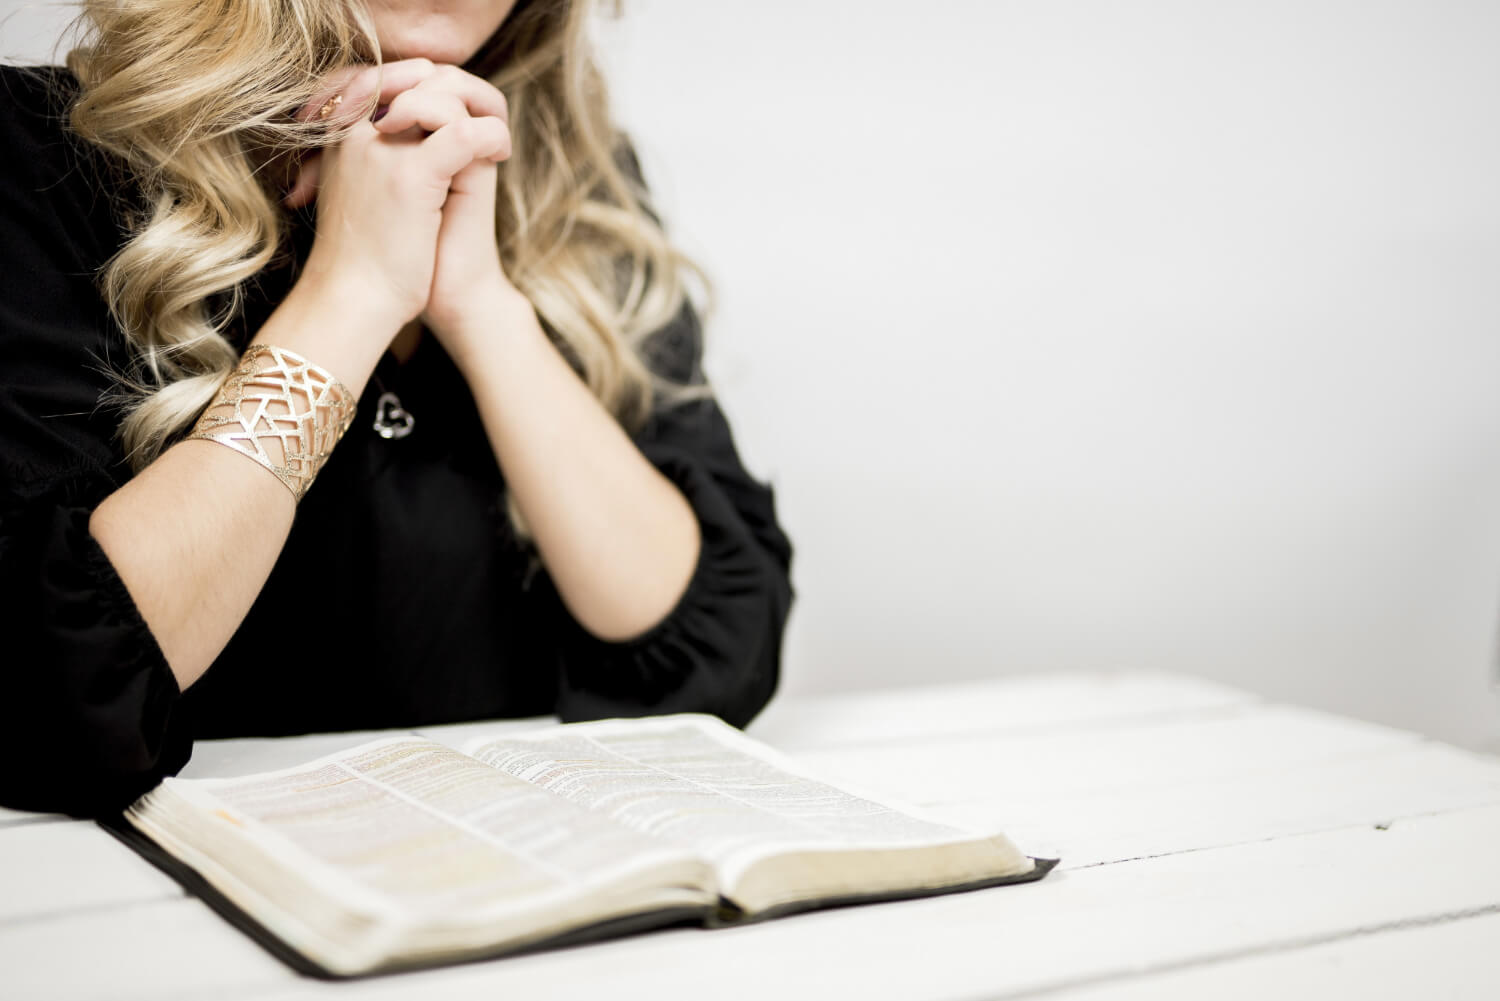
[0, 65, 191, 816]
[541, 303, 795, 728]
[1, 480, 192, 815]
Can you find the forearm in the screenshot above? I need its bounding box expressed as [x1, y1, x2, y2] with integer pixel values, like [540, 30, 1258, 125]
[89, 284, 392, 691]
[89, 440, 293, 691]
[449, 290, 701, 642]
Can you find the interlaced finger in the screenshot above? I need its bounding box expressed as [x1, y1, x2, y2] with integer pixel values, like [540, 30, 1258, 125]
[375, 88, 471, 137]
[420, 117, 512, 179]
[299, 60, 508, 127]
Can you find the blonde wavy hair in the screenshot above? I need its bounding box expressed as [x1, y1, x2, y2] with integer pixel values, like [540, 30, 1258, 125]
[64, 0, 701, 473]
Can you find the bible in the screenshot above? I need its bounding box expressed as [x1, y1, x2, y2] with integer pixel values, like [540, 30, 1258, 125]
[106, 713, 1054, 977]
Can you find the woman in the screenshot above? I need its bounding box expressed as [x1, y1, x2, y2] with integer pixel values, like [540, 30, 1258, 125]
[0, 0, 792, 817]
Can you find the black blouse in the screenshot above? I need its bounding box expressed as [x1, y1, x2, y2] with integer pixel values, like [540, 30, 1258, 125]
[0, 66, 793, 818]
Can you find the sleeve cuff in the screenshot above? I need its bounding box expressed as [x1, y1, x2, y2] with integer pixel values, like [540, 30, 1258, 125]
[551, 443, 789, 729]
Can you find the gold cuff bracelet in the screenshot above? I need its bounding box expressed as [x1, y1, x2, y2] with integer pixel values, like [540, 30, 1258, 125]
[187, 344, 357, 502]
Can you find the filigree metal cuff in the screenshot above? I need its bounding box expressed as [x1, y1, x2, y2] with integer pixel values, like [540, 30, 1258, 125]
[187, 345, 357, 502]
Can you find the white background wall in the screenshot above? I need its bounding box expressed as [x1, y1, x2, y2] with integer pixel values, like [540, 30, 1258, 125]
[6, 1, 1500, 750]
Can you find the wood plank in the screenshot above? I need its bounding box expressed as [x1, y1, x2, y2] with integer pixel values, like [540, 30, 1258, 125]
[0, 821, 181, 924]
[1042, 908, 1500, 1001]
[790, 703, 1422, 810]
[0, 806, 67, 829]
[0, 897, 295, 1001]
[240, 804, 1500, 1001]
[749, 671, 1257, 750]
[945, 741, 1500, 866]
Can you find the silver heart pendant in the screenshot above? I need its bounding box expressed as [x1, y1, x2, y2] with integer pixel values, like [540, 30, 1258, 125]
[372, 391, 415, 440]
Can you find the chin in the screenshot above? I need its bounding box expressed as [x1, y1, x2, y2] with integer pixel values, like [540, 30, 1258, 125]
[373, 8, 510, 68]
[379, 37, 483, 66]
[375, 19, 492, 66]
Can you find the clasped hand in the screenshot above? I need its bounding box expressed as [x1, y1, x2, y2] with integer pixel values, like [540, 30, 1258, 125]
[284, 59, 526, 365]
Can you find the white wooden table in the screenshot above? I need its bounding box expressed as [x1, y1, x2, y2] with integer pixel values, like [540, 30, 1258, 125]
[4, 672, 1498, 1000]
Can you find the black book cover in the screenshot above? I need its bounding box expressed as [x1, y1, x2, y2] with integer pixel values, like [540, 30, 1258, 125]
[100, 812, 1058, 980]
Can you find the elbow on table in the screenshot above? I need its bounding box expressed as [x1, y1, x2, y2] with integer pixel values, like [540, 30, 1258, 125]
[0, 709, 189, 819]
[714, 569, 792, 730]
[556, 555, 793, 732]
[692, 542, 794, 729]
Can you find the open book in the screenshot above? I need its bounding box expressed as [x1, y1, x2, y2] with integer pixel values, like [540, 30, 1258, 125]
[106, 714, 1054, 977]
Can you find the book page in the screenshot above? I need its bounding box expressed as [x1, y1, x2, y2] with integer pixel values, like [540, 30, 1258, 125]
[466, 715, 1001, 873]
[137, 737, 706, 926]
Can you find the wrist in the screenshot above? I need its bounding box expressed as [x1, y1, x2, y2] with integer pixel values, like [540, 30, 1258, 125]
[428, 283, 544, 377]
[257, 274, 406, 390]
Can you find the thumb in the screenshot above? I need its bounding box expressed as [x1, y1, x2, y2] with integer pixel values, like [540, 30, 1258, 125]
[441, 159, 501, 247]
[446, 158, 498, 205]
